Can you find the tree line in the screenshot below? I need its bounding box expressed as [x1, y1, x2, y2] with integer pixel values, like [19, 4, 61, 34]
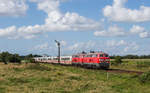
[0, 52, 41, 64]
[110, 55, 150, 59]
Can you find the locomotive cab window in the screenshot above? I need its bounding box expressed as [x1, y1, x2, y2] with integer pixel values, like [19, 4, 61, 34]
[92, 54, 97, 57]
[100, 54, 103, 57]
[104, 54, 109, 57]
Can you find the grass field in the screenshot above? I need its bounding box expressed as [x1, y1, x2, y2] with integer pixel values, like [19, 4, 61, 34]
[0, 62, 150, 93]
[110, 59, 150, 72]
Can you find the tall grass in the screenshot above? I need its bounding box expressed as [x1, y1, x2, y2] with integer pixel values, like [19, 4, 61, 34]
[26, 63, 51, 71]
[0, 63, 150, 93]
[139, 71, 150, 83]
[137, 61, 150, 68]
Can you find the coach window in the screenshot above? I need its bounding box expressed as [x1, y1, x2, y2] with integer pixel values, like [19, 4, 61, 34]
[66, 58, 70, 60]
[87, 55, 91, 57]
[53, 58, 58, 60]
[63, 58, 70, 60]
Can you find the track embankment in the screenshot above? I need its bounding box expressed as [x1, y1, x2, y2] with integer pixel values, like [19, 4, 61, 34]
[106, 69, 144, 75]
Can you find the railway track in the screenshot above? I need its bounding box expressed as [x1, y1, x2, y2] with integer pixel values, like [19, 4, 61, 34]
[34, 62, 144, 75]
[106, 69, 144, 75]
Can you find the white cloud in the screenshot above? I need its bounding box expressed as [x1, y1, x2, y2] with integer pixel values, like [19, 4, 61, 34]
[106, 40, 139, 54]
[106, 40, 127, 47]
[139, 32, 150, 38]
[117, 40, 127, 46]
[130, 25, 144, 34]
[60, 40, 67, 46]
[0, 0, 102, 39]
[67, 41, 96, 51]
[30, 0, 102, 32]
[33, 42, 50, 51]
[94, 25, 126, 37]
[103, 0, 150, 22]
[123, 42, 139, 52]
[43, 12, 102, 32]
[17, 25, 43, 39]
[0, 0, 28, 16]
[66, 40, 139, 55]
[0, 26, 17, 39]
[129, 25, 150, 38]
[0, 25, 43, 39]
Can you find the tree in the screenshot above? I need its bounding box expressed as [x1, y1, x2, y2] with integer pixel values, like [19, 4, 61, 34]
[25, 54, 34, 63]
[0, 52, 22, 64]
[8, 54, 21, 63]
[0, 52, 11, 64]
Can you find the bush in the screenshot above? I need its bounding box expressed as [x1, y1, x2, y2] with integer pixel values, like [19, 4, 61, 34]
[0, 52, 21, 64]
[0, 52, 10, 64]
[8, 54, 21, 63]
[139, 71, 150, 83]
[114, 56, 123, 65]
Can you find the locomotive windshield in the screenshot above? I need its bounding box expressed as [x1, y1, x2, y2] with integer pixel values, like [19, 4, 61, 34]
[104, 54, 109, 57]
[99, 54, 109, 57]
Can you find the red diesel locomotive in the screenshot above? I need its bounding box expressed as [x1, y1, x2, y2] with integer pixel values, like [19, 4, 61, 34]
[72, 52, 110, 69]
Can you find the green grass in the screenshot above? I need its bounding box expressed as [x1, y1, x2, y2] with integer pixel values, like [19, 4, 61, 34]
[0, 62, 150, 93]
[110, 59, 150, 72]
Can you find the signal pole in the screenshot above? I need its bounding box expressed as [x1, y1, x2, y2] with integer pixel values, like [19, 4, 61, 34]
[55, 40, 60, 64]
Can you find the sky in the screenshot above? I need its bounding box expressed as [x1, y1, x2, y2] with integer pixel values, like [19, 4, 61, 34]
[0, 0, 150, 56]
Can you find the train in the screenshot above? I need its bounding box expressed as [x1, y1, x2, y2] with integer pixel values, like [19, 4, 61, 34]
[34, 51, 110, 69]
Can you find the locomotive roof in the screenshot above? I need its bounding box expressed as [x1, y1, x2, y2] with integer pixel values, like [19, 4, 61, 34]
[89, 52, 108, 55]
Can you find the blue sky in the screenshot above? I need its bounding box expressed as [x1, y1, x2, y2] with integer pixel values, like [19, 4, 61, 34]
[0, 0, 150, 56]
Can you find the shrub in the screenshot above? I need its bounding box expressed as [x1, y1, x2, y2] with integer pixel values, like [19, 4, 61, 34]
[139, 71, 150, 83]
[114, 56, 123, 65]
[0, 52, 21, 64]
